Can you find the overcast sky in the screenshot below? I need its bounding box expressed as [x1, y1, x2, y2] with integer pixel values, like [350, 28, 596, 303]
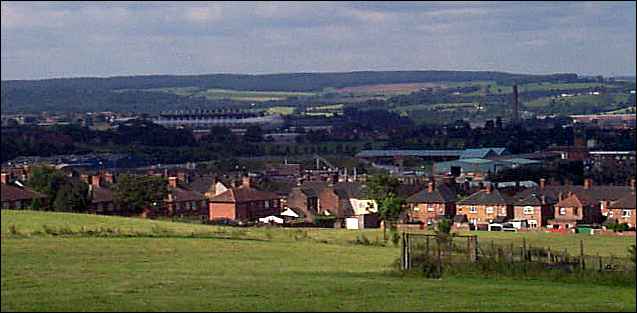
[1, 1, 635, 80]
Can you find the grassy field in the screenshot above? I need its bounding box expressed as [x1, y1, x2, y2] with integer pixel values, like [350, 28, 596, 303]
[2, 211, 636, 311]
[117, 87, 315, 102]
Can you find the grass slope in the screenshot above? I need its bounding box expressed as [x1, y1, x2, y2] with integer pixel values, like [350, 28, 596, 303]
[2, 211, 636, 311]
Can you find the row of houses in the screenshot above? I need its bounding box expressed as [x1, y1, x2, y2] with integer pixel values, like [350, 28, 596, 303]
[405, 178, 636, 230]
[1, 169, 635, 231]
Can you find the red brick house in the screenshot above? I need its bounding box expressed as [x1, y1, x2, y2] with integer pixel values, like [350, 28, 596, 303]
[606, 191, 636, 228]
[286, 186, 320, 222]
[1, 183, 47, 210]
[549, 192, 602, 230]
[165, 177, 208, 219]
[208, 177, 281, 222]
[405, 181, 457, 227]
[456, 184, 513, 228]
[512, 193, 555, 228]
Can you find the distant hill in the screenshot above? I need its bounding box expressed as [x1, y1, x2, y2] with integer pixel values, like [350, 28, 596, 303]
[1, 70, 579, 113]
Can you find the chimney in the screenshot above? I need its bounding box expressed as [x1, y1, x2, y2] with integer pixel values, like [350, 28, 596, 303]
[242, 176, 251, 188]
[0, 173, 7, 184]
[539, 178, 546, 189]
[168, 176, 178, 188]
[80, 174, 89, 184]
[584, 178, 593, 189]
[486, 183, 493, 194]
[540, 195, 546, 205]
[630, 178, 635, 190]
[91, 175, 101, 188]
[428, 181, 435, 193]
[104, 172, 114, 184]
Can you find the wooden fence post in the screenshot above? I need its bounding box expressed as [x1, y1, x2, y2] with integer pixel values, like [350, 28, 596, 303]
[436, 238, 442, 277]
[597, 253, 602, 272]
[547, 247, 552, 264]
[509, 243, 514, 262]
[522, 238, 527, 261]
[580, 240, 585, 270]
[400, 232, 406, 270]
[426, 235, 430, 258]
[406, 233, 411, 270]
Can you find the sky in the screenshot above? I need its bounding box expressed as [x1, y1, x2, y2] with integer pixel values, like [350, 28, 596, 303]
[1, 1, 635, 80]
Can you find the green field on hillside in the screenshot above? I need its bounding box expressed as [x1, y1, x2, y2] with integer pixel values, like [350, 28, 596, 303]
[117, 87, 315, 102]
[2, 211, 636, 311]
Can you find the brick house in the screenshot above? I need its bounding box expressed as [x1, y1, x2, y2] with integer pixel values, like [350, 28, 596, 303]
[317, 182, 378, 228]
[165, 177, 208, 219]
[456, 184, 513, 228]
[405, 181, 457, 227]
[82, 174, 118, 215]
[286, 186, 319, 222]
[549, 192, 602, 230]
[606, 191, 636, 228]
[1, 182, 47, 210]
[517, 178, 633, 226]
[208, 176, 281, 222]
[511, 193, 555, 228]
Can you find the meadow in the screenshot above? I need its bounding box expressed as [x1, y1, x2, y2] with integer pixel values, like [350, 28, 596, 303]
[2, 211, 636, 311]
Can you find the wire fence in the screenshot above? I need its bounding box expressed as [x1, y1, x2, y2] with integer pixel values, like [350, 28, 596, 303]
[400, 233, 635, 278]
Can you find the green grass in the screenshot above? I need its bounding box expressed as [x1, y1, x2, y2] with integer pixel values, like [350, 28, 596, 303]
[266, 106, 295, 115]
[115, 87, 314, 102]
[2, 211, 636, 311]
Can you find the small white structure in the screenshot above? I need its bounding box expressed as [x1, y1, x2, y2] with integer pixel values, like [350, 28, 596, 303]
[281, 208, 300, 219]
[345, 218, 360, 230]
[258, 216, 284, 224]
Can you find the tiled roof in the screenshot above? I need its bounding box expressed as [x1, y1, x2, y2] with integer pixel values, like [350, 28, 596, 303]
[1, 183, 47, 202]
[512, 192, 555, 206]
[608, 192, 636, 209]
[516, 185, 632, 204]
[209, 185, 279, 203]
[556, 192, 596, 207]
[457, 188, 513, 206]
[168, 186, 206, 202]
[406, 184, 457, 204]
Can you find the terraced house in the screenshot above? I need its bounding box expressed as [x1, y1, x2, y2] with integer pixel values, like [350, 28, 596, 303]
[208, 176, 281, 222]
[456, 184, 513, 228]
[405, 181, 457, 226]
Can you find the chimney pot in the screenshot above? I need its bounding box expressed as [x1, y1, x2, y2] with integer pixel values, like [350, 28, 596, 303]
[428, 181, 435, 193]
[584, 178, 593, 189]
[486, 183, 493, 193]
[630, 178, 635, 190]
[91, 175, 101, 188]
[168, 176, 178, 188]
[539, 178, 546, 189]
[0, 173, 7, 184]
[242, 176, 251, 188]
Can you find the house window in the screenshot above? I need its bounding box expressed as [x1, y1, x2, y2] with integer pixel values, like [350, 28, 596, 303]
[469, 207, 477, 213]
[486, 207, 494, 214]
[573, 208, 578, 215]
[623, 210, 632, 218]
[264, 201, 270, 209]
[427, 205, 435, 212]
[559, 207, 566, 215]
[413, 207, 420, 212]
[529, 220, 538, 228]
[609, 211, 614, 217]
[523, 206, 534, 215]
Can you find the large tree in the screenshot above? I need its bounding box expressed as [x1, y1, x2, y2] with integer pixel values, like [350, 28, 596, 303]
[365, 174, 405, 239]
[113, 175, 168, 215]
[27, 166, 91, 212]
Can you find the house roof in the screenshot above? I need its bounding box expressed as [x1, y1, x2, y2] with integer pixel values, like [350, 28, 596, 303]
[333, 182, 367, 199]
[168, 186, 206, 202]
[608, 192, 636, 210]
[209, 185, 279, 203]
[512, 193, 553, 206]
[556, 192, 596, 207]
[516, 185, 632, 204]
[1, 183, 47, 202]
[405, 184, 457, 204]
[457, 188, 513, 206]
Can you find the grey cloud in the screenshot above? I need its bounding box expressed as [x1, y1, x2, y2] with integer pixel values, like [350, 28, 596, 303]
[1, 1, 635, 80]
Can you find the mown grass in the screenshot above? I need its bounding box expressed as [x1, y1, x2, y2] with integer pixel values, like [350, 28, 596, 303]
[2, 211, 636, 311]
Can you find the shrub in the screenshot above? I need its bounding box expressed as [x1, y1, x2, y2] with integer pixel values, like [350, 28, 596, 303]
[390, 231, 401, 246]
